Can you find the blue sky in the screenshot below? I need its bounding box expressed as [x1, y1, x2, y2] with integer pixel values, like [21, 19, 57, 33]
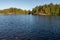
[0, 0, 60, 10]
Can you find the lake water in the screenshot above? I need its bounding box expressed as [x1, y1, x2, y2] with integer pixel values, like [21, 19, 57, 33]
[0, 15, 60, 40]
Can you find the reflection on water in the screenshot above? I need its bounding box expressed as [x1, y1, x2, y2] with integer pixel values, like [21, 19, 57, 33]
[0, 15, 60, 40]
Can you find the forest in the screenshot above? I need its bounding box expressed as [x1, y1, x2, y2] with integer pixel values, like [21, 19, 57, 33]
[0, 8, 31, 14]
[0, 3, 60, 16]
[32, 3, 60, 16]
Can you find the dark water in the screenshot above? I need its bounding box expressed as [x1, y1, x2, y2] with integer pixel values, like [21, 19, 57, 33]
[0, 15, 60, 40]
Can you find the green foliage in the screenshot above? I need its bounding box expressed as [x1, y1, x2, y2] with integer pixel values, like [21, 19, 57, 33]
[0, 8, 30, 14]
[0, 3, 60, 16]
[32, 6, 39, 15]
[32, 3, 60, 16]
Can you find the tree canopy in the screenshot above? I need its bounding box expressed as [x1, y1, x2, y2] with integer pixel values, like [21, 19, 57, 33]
[0, 8, 30, 14]
[0, 3, 60, 16]
[32, 3, 60, 16]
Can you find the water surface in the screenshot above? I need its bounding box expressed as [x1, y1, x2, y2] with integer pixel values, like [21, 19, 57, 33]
[0, 15, 60, 40]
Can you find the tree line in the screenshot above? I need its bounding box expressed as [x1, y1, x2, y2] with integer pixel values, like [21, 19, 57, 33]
[0, 8, 31, 14]
[32, 3, 60, 16]
[0, 3, 60, 16]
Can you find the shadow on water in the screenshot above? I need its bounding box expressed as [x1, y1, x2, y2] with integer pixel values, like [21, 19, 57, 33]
[0, 15, 60, 40]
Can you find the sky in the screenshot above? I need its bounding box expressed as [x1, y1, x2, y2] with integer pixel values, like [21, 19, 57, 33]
[0, 0, 60, 10]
